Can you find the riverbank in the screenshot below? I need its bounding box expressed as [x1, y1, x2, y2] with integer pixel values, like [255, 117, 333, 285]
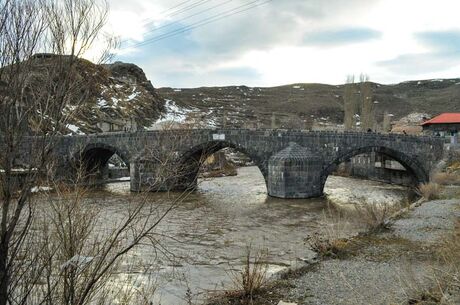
[206, 188, 460, 305]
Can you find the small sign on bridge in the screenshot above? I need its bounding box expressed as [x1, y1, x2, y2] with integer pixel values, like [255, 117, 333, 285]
[213, 134, 226, 140]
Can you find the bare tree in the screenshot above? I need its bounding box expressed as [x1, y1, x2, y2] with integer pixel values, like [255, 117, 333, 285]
[35, 175, 186, 305]
[360, 74, 374, 131]
[343, 75, 356, 130]
[382, 111, 392, 133]
[0, 1, 121, 304]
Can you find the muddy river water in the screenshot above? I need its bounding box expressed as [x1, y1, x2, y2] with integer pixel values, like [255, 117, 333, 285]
[83, 167, 411, 304]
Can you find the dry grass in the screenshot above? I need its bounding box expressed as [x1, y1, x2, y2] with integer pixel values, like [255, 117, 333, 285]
[433, 172, 460, 186]
[417, 183, 443, 201]
[436, 220, 460, 293]
[402, 221, 460, 305]
[304, 200, 404, 259]
[305, 233, 349, 258]
[304, 205, 353, 258]
[353, 202, 394, 232]
[226, 246, 269, 303]
[446, 161, 460, 172]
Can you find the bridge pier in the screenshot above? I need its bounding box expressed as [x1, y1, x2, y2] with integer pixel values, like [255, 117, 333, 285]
[268, 143, 324, 198]
[130, 160, 170, 192]
[130, 159, 197, 192]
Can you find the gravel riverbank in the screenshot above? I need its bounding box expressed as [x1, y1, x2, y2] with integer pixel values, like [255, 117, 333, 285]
[281, 199, 460, 305]
[207, 197, 460, 305]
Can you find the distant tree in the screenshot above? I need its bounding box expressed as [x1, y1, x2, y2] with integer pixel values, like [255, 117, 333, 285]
[271, 112, 278, 129]
[382, 111, 392, 133]
[343, 75, 356, 130]
[360, 74, 375, 130]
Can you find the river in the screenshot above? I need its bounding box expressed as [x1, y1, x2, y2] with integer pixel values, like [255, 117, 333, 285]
[74, 166, 412, 304]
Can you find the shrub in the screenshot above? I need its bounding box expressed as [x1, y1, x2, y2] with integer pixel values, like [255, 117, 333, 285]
[353, 201, 398, 232]
[436, 220, 460, 291]
[228, 246, 269, 301]
[305, 233, 349, 258]
[403, 221, 460, 304]
[417, 183, 443, 200]
[433, 172, 460, 185]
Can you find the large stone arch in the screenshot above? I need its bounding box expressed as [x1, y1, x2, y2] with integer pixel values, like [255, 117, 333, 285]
[175, 140, 268, 191]
[73, 143, 130, 181]
[320, 145, 429, 192]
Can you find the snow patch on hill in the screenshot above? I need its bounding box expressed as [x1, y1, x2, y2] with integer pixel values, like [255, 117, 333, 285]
[156, 99, 191, 124]
[150, 99, 220, 129]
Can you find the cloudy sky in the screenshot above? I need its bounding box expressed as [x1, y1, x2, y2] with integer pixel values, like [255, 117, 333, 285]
[105, 0, 460, 88]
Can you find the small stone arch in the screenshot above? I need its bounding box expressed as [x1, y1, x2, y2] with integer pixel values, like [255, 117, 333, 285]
[320, 146, 429, 191]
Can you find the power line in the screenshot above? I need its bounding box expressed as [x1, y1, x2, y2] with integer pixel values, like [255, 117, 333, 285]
[125, 0, 270, 49]
[159, 0, 195, 15]
[119, 0, 235, 45]
[121, 0, 271, 49]
[136, 0, 211, 28]
[162, 0, 216, 19]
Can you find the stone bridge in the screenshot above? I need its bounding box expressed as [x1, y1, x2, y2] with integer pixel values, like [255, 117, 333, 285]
[23, 129, 445, 198]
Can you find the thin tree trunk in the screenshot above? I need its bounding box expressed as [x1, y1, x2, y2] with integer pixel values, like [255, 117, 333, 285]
[0, 239, 9, 305]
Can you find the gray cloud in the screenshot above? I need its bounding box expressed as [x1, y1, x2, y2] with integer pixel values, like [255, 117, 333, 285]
[416, 30, 460, 52]
[112, 0, 384, 86]
[378, 53, 460, 75]
[303, 28, 382, 46]
[379, 30, 460, 75]
[188, 0, 379, 58]
[116, 0, 380, 58]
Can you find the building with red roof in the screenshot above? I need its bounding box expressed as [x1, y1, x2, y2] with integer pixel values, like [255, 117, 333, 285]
[422, 113, 460, 146]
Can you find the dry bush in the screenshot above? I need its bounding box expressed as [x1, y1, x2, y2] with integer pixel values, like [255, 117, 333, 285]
[227, 246, 269, 302]
[446, 150, 460, 166]
[304, 205, 352, 258]
[402, 221, 460, 305]
[404, 287, 445, 305]
[446, 161, 460, 172]
[25, 175, 176, 305]
[417, 183, 443, 201]
[433, 172, 460, 186]
[305, 233, 349, 258]
[353, 202, 393, 232]
[305, 201, 397, 259]
[436, 221, 460, 293]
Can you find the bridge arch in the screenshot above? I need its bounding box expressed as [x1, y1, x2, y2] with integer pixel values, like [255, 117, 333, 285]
[74, 143, 130, 180]
[320, 145, 429, 192]
[176, 140, 267, 190]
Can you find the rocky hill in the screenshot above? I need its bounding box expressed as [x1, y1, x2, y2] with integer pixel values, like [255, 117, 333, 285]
[8, 55, 165, 134]
[156, 79, 460, 130]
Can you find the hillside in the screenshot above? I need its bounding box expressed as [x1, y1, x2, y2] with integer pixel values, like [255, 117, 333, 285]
[3, 55, 165, 134]
[156, 79, 460, 130]
[8, 56, 458, 133]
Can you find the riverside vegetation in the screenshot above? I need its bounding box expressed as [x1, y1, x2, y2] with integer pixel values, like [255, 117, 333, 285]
[205, 157, 460, 305]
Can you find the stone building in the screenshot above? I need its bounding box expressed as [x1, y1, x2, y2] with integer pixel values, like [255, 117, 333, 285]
[96, 117, 137, 132]
[422, 113, 460, 147]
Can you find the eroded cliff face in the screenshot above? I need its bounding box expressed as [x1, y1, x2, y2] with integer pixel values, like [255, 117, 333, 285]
[69, 60, 165, 134]
[11, 55, 165, 134]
